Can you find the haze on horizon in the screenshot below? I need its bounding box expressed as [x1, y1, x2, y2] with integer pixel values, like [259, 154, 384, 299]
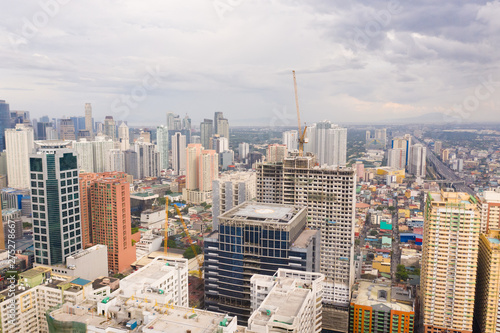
[1, 0, 500, 126]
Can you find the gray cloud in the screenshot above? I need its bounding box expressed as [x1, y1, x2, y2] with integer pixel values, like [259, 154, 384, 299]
[0, 0, 499, 125]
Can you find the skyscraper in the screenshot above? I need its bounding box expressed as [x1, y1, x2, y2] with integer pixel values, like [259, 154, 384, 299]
[59, 118, 76, 141]
[408, 143, 426, 178]
[282, 130, 298, 151]
[118, 122, 129, 151]
[391, 135, 412, 167]
[256, 154, 356, 332]
[199, 150, 218, 192]
[172, 132, 186, 175]
[134, 141, 160, 178]
[387, 148, 406, 169]
[477, 190, 500, 233]
[156, 125, 169, 170]
[200, 119, 213, 149]
[85, 103, 93, 135]
[475, 228, 500, 333]
[421, 191, 480, 333]
[214, 111, 224, 134]
[5, 124, 35, 189]
[217, 118, 229, 141]
[186, 144, 203, 190]
[106, 149, 125, 172]
[0, 100, 11, 151]
[104, 116, 116, 141]
[266, 144, 288, 163]
[124, 150, 139, 179]
[79, 172, 135, 274]
[184, 144, 218, 203]
[212, 172, 257, 229]
[29, 141, 83, 265]
[238, 142, 249, 161]
[434, 140, 442, 154]
[204, 202, 320, 325]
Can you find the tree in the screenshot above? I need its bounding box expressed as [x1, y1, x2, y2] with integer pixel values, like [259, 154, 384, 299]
[355, 239, 360, 246]
[396, 264, 409, 281]
[158, 197, 167, 206]
[370, 230, 378, 236]
[183, 245, 202, 259]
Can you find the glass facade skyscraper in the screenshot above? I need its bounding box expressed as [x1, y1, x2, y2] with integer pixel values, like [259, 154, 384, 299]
[0, 100, 11, 151]
[29, 141, 83, 265]
[204, 202, 320, 325]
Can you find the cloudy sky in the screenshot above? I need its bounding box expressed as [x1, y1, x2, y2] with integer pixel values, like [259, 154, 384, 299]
[1, 0, 499, 126]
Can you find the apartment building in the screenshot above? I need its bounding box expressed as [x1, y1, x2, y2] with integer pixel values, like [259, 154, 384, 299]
[249, 268, 325, 333]
[212, 171, 257, 229]
[421, 191, 480, 333]
[477, 190, 500, 233]
[474, 229, 500, 333]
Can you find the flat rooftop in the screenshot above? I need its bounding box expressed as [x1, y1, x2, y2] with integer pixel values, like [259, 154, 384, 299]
[291, 229, 318, 249]
[482, 190, 500, 203]
[221, 202, 304, 224]
[122, 257, 186, 285]
[351, 281, 413, 312]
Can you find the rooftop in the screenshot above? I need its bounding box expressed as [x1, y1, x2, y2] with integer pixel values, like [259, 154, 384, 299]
[291, 229, 318, 249]
[351, 281, 413, 312]
[220, 202, 304, 224]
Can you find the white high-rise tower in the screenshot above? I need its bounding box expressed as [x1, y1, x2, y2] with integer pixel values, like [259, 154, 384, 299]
[5, 124, 35, 189]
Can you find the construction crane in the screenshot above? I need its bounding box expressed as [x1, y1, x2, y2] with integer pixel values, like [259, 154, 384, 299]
[164, 197, 169, 255]
[292, 70, 308, 156]
[174, 205, 203, 279]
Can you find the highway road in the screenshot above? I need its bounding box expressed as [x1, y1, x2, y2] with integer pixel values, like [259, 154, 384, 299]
[414, 137, 475, 196]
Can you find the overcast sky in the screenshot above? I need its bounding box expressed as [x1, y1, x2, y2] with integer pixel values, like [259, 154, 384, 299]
[1, 0, 499, 126]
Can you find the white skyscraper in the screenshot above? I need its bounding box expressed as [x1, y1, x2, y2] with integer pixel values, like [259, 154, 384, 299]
[157, 125, 169, 170]
[134, 141, 160, 178]
[93, 135, 114, 172]
[409, 143, 426, 178]
[5, 124, 35, 189]
[85, 103, 93, 134]
[72, 139, 94, 172]
[172, 132, 186, 175]
[387, 148, 406, 170]
[238, 142, 249, 161]
[282, 130, 298, 151]
[118, 122, 129, 151]
[326, 126, 347, 166]
[106, 149, 125, 172]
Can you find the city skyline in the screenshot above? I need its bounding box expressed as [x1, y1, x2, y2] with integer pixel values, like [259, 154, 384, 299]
[1, 1, 499, 125]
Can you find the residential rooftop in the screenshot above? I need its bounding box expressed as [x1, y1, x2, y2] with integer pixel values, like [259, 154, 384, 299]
[351, 281, 413, 312]
[220, 202, 304, 224]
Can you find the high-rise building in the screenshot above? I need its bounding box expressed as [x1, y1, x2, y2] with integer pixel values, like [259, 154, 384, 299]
[221, 150, 234, 170]
[72, 139, 94, 173]
[434, 140, 442, 154]
[5, 124, 35, 189]
[391, 135, 411, 167]
[124, 150, 139, 180]
[387, 148, 406, 169]
[256, 154, 356, 332]
[214, 111, 224, 135]
[238, 142, 249, 161]
[106, 149, 125, 172]
[59, 118, 76, 141]
[266, 144, 288, 163]
[172, 132, 186, 175]
[166, 112, 176, 130]
[441, 149, 450, 163]
[134, 141, 160, 179]
[354, 161, 365, 182]
[301, 121, 347, 166]
[0, 101, 10, 151]
[199, 150, 218, 192]
[282, 130, 298, 151]
[211, 135, 228, 154]
[349, 281, 414, 333]
[204, 202, 321, 325]
[421, 191, 480, 333]
[477, 190, 500, 233]
[186, 144, 203, 190]
[36, 122, 53, 140]
[84, 103, 93, 135]
[182, 115, 191, 131]
[156, 125, 169, 171]
[200, 119, 213, 149]
[475, 228, 500, 333]
[79, 172, 135, 273]
[408, 143, 426, 178]
[104, 116, 116, 141]
[217, 118, 229, 141]
[29, 141, 83, 265]
[118, 122, 129, 151]
[212, 172, 256, 229]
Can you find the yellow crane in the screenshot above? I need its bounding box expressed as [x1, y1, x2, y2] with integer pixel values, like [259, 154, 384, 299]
[293, 70, 308, 156]
[174, 205, 203, 279]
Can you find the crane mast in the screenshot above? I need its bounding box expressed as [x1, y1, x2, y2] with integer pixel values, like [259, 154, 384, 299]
[292, 70, 307, 156]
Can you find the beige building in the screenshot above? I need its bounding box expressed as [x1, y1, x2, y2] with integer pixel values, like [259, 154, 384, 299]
[5, 124, 34, 189]
[421, 191, 480, 333]
[477, 190, 500, 233]
[475, 229, 500, 333]
[184, 144, 218, 204]
[266, 143, 288, 163]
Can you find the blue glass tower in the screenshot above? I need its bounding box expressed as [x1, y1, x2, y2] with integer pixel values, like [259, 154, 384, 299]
[0, 100, 11, 151]
[204, 202, 320, 325]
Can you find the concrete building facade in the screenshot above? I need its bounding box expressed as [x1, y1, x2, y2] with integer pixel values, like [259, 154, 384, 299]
[5, 124, 35, 189]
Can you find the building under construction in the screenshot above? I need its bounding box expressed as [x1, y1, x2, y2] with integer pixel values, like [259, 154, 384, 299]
[256, 153, 357, 332]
